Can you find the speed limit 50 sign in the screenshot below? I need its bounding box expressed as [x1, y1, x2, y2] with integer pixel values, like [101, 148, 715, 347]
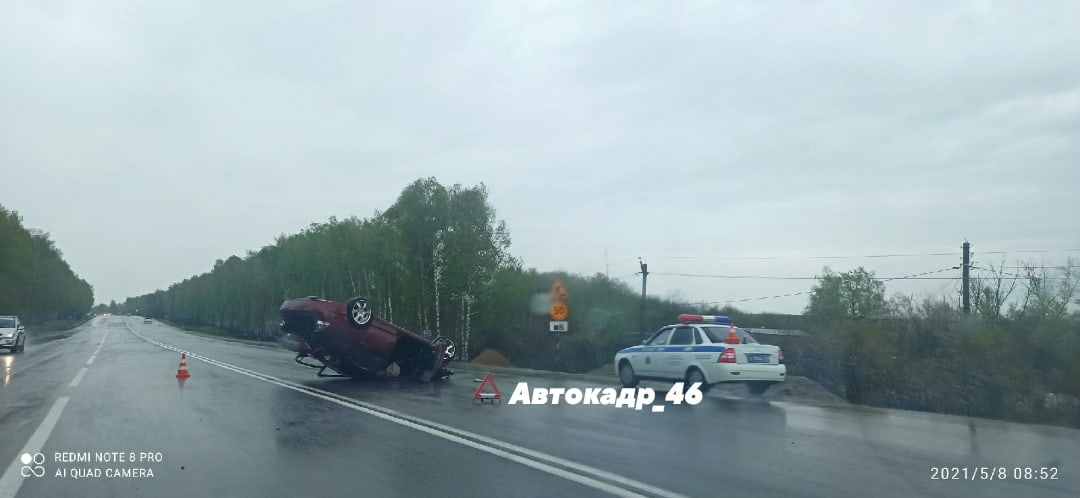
[549, 301, 568, 321]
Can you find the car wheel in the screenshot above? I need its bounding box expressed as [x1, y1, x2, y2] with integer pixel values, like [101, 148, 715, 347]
[618, 362, 639, 388]
[433, 337, 456, 361]
[747, 381, 773, 396]
[345, 297, 373, 329]
[685, 367, 710, 393]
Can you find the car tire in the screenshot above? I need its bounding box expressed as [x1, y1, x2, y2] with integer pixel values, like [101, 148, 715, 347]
[747, 381, 773, 396]
[685, 367, 711, 393]
[618, 362, 639, 388]
[433, 337, 456, 360]
[345, 297, 374, 329]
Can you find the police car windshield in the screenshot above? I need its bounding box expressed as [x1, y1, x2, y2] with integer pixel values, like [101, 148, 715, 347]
[701, 326, 757, 344]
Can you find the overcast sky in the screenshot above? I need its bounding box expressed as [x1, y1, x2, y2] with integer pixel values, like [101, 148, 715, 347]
[3, 1, 1078, 314]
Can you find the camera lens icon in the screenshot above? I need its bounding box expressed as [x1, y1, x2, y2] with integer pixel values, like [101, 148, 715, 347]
[19, 453, 45, 478]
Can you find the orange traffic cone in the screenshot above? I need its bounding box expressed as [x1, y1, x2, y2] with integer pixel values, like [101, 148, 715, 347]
[175, 353, 191, 378]
[725, 324, 741, 344]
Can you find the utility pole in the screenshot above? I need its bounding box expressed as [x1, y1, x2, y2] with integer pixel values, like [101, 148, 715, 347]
[638, 258, 649, 334]
[961, 241, 971, 314]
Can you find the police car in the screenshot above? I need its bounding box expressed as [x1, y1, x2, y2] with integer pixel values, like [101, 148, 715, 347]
[614, 314, 786, 395]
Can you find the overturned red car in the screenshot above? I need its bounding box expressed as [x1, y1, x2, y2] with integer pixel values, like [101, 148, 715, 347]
[279, 296, 455, 381]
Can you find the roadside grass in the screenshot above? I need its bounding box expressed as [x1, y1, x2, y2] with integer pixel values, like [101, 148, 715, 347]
[159, 319, 279, 347]
[30, 318, 90, 332]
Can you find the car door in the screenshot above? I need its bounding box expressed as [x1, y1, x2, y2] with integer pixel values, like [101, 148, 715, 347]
[635, 327, 673, 377]
[662, 326, 695, 380]
[690, 328, 716, 364]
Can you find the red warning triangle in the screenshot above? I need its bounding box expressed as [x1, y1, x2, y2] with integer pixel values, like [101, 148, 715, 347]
[474, 372, 501, 399]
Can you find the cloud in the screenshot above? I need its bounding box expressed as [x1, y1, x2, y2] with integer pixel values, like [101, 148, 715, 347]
[2, 0, 1078, 312]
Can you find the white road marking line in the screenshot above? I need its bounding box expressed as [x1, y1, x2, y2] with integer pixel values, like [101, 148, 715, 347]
[69, 368, 88, 387]
[125, 322, 686, 498]
[0, 397, 70, 498]
[86, 330, 110, 365]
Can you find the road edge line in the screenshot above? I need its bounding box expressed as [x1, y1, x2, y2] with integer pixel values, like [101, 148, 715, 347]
[124, 321, 687, 498]
[0, 397, 70, 498]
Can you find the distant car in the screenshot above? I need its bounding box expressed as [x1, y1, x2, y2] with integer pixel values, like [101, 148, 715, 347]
[614, 314, 786, 395]
[279, 296, 455, 381]
[143, 317, 152, 324]
[0, 316, 26, 353]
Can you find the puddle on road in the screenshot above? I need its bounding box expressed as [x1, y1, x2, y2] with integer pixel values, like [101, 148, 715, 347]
[2, 354, 12, 386]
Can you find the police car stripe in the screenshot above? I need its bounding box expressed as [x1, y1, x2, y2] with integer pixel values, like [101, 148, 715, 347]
[618, 345, 728, 354]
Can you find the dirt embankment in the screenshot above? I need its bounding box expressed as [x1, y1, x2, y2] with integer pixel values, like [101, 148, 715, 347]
[470, 349, 513, 368]
[588, 363, 616, 377]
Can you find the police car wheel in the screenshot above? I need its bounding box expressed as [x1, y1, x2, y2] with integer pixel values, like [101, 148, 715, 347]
[618, 362, 639, 388]
[685, 368, 710, 392]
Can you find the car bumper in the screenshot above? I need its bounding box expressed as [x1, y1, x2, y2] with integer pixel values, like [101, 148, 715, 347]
[0, 338, 15, 347]
[701, 363, 786, 384]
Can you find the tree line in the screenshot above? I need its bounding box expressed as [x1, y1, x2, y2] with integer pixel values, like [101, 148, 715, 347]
[791, 263, 1080, 427]
[120, 178, 705, 365]
[118, 178, 1080, 427]
[0, 204, 94, 323]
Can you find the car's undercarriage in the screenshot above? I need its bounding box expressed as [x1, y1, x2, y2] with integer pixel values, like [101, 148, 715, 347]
[280, 305, 454, 381]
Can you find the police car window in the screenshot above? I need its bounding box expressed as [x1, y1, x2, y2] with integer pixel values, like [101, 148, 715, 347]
[669, 327, 694, 346]
[701, 326, 758, 344]
[646, 328, 674, 346]
[693, 329, 703, 344]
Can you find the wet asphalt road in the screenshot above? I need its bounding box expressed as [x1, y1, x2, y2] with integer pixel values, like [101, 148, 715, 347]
[0, 316, 1077, 498]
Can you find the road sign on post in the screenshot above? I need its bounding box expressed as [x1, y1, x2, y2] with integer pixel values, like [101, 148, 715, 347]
[548, 280, 570, 368]
[549, 301, 568, 321]
[548, 280, 569, 321]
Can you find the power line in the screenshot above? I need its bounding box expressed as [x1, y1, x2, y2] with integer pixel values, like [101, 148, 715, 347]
[650, 273, 821, 280]
[706, 290, 816, 305]
[649, 272, 960, 280]
[1002, 266, 1080, 269]
[975, 249, 1080, 255]
[971, 266, 1025, 278]
[880, 267, 960, 282]
[703, 267, 960, 304]
[648, 252, 956, 261]
[970, 266, 1072, 280]
[647, 248, 1080, 261]
[969, 277, 1068, 280]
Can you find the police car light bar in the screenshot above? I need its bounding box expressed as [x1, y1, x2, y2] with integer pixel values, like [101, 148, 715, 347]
[677, 314, 733, 325]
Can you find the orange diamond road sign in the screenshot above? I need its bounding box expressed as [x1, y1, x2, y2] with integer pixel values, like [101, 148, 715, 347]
[549, 301, 568, 321]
